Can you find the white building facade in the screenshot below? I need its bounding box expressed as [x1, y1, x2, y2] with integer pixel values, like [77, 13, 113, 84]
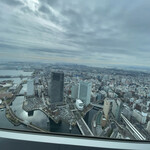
[78, 81, 92, 106]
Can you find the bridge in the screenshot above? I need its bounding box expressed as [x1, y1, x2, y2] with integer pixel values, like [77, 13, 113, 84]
[77, 117, 94, 136]
[90, 103, 103, 109]
[121, 114, 146, 140]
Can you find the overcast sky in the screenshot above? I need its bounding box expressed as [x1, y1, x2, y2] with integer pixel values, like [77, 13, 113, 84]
[0, 0, 150, 68]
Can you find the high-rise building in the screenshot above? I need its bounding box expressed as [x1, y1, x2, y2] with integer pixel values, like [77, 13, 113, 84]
[112, 100, 117, 117]
[71, 84, 79, 99]
[48, 80, 51, 97]
[49, 72, 64, 103]
[27, 79, 34, 97]
[78, 81, 92, 106]
[146, 121, 150, 133]
[103, 98, 110, 120]
[115, 99, 123, 122]
[112, 99, 123, 122]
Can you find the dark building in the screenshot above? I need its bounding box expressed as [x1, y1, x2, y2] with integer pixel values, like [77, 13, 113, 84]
[49, 72, 64, 103]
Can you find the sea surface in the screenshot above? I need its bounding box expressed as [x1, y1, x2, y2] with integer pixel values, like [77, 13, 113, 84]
[0, 70, 32, 76]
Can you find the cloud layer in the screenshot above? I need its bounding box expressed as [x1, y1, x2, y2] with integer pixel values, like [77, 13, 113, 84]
[0, 0, 150, 67]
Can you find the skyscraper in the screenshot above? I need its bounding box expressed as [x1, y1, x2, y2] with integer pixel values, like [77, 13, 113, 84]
[146, 121, 150, 134]
[112, 99, 123, 122]
[48, 80, 51, 97]
[27, 79, 34, 97]
[49, 71, 64, 103]
[78, 81, 92, 106]
[115, 100, 123, 122]
[71, 84, 79, 99]
[103, 98, 110, 120]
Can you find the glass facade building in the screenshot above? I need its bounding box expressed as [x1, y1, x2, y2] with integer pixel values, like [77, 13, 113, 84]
[49, 72, 64, 103]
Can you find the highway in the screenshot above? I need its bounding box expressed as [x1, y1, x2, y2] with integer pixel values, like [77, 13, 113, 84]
[90, 103, 103, 109]
[77, 117, 94, 136]
[121, 114, 146, 140]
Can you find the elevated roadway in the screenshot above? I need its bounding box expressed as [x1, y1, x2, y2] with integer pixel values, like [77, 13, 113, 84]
[90, 103, 103, 109]
[121, 114, 146, 140]
[77, 117, 94, 136]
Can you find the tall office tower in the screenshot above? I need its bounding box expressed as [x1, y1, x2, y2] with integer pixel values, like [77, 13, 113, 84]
[112, 99, 123, 122]
[146, 121, 150, 133]
[78, 81, 92, 106]
[27, 79, 34, 97]
[103, 98, 110, 120]
[49, 72, 64, 103]
[112, 100, 117, 117]
[48, 80, 51, 97]
[115, 99, 123, 122]
[71, 84, 79, 99]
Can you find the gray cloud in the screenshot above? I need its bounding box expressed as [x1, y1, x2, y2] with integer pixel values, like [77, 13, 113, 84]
[0, 0, 150, 68]
[1, 0, 23, 6]
[38, 5, 50, 14]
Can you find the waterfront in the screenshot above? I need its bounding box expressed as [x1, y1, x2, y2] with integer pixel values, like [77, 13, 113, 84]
[0, 70, 32, 76]
[0, 69, 97, 135]
[0, 70, 32, 85]
[1, 63, 149, 140]
[0, 95, 97, 135]
[0, 94, 97, 135]
[1, 66, 148, 140]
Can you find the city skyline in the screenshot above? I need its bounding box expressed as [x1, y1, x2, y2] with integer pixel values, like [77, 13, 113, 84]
[0, 62, 150, 141]
[0, 0, 150, 68]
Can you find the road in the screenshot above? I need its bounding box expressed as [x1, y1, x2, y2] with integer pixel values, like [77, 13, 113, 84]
[121, 114, 146, 140]
[77, 117, 94, 136]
